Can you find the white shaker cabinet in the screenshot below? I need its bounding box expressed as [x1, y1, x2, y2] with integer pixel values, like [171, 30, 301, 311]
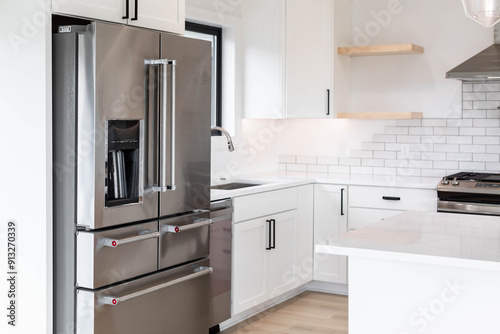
[232, 210, 298, 315]
[313, 184, 347, 284]
[52, 0, 185, 34]
[285, 0, 332, 118]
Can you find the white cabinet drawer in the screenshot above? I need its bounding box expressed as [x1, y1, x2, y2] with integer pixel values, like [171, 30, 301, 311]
[348, 207, 404, 230]
[349, 186, 436, 211]
[233, 187, 298, 223]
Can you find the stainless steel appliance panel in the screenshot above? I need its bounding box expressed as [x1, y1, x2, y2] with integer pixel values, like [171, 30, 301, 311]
[159, 211, 211, 269]
[76, 259, 211, 334]
[77, 22, 159, 229]
[159, 34, 212, 216]
[76, 222, 159, 289]
[209, 199, 233, 328]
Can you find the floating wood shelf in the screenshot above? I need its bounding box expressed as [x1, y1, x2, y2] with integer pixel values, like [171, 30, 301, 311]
[337, 112, 423, 120]
[338, 44, 424, 57]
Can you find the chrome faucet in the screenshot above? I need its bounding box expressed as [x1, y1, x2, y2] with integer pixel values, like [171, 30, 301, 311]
[212, 126, 235, 152]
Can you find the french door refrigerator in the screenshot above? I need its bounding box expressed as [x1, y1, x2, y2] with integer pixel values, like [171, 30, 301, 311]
[53, 21, 212, 334]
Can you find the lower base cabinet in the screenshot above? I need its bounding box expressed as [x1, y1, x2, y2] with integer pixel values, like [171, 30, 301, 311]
[232, 210, 298, 315]
[313, 184, 348, 284]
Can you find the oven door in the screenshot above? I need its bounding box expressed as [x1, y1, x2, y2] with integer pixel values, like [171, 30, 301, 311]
[76, 259, 212, 334]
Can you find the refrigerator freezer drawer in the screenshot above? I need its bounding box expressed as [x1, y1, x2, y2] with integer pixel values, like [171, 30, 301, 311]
[159, 211, 211, 269]
[76, 259, 211, 334]
[77, 222, 159, 289]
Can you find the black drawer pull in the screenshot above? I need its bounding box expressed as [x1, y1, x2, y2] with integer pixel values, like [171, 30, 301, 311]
[382, 196, 401, 201]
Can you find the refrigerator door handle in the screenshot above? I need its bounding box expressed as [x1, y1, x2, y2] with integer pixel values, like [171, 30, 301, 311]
[146, 59, 177, 192]
[100, 230, 160, 248]
[162, 219, 213, 234]
[101, 266, 213, 306]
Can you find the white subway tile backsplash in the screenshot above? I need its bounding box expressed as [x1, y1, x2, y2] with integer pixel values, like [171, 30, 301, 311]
[287, 164, 306, 172]
[351, 166, 373, 175]
[279, 83, 500, 177]
[447, 136, 473, 144]
[397, 135, 421, 144]
[473, 119, 500, 127]
[473, 154, 499, 162]
[374, 151, 397, 159]
[362, 158, 385, 167]
[447, 153, 473, 162]
[279, 155, 296, 163]
[473, 101, 500, 110]
[460, 127, 486, 136]
[339, 157, 361, 166]
[385, 126, 409, 135]
[447, 119, 473, 127]
[373, 134, 397, 143]
[409, 160, 433, 169]
[435, 127, 459, 136]
[463, 92, 486, 101]
[463, 110, 487, 119]
[296, 156, 317, 164]
[459, 162, 486, 171]
[434, 161, 459, 170]
[474, 83, 500, 92]
[350, 150, 373, 158]
[434, 144, 459, 153]
[460, 144, 486, 153]
[486, 92, 500, 100]
[473, 136, 499, 145]
[317, 156, 339, 165]
[396, 119, 422, 127]
[422, 119, 447, 127]
[362, 142, 385, 151]
[307, 164, 328, 173]
[329, 165, 350, 174]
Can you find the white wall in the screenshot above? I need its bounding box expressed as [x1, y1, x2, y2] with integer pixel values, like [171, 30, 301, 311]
[0, 1, 52, 333]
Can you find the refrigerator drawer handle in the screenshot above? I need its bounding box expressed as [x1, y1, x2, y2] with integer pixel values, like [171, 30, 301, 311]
[162, 219, 213, 234]
[101, 230, 160, 248]
[102, 266, 213, 306]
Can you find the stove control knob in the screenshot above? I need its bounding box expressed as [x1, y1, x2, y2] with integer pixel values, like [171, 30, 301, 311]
[441, 177, 449, 185]
[451, 178, 459, 186]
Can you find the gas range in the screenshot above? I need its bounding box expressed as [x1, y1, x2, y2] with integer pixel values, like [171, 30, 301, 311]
[437, 172, 500, 216]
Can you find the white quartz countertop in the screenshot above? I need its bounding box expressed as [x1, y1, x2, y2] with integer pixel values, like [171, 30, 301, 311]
[318, 211, 500, 271]
[211, 171, 439, 201]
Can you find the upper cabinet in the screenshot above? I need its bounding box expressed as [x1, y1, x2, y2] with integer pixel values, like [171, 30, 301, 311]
[242, 0, 351, 119]
[52, 0, 185, 34]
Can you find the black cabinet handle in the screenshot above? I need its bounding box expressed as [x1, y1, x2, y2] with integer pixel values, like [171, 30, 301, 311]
[326, 89, 330, 115]
[131, 0, 138, 20]
[382, 196, 401, 201]
[341, 188, 345, 216]
[266, 219, 272, 250]
[271, 219, 276, 250]
[123, 0, 129, 19]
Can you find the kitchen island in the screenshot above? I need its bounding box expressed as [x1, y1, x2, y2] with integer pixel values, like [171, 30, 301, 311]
[317, 211, 500, 334]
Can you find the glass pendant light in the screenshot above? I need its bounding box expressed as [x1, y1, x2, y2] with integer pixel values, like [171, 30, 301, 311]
[462, 0, 500, 27]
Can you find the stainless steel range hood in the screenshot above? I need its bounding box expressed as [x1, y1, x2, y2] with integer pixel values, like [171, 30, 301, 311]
[446, 25, 500, 81]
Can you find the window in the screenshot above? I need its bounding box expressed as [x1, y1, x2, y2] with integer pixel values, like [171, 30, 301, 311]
[185, 22, 222, 135]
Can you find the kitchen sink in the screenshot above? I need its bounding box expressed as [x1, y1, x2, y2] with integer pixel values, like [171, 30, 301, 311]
[210, 182, 263, 190]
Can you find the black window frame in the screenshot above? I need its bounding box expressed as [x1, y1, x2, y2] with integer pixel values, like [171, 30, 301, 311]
[185, 21, 223, 136]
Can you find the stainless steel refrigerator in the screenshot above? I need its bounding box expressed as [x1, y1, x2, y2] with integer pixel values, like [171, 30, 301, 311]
[53, 20, 212, 334]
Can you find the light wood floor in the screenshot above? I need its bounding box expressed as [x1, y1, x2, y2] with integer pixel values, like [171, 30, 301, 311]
[221, 291, 348, 334]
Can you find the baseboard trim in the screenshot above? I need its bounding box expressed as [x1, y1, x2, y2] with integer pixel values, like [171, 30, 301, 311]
[219, 281, 348, 331]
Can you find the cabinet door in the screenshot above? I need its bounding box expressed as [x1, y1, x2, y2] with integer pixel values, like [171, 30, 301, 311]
[297, 185, 314, 285]
[313, 184, 347, 284]
[232, 218, 268, 315]
[241, 0, 285, 119]
[285, 0, 333, 118]
[128, 0, 185, 34]
[52, 0, 127, 25]
[267, 210, 298, 298]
